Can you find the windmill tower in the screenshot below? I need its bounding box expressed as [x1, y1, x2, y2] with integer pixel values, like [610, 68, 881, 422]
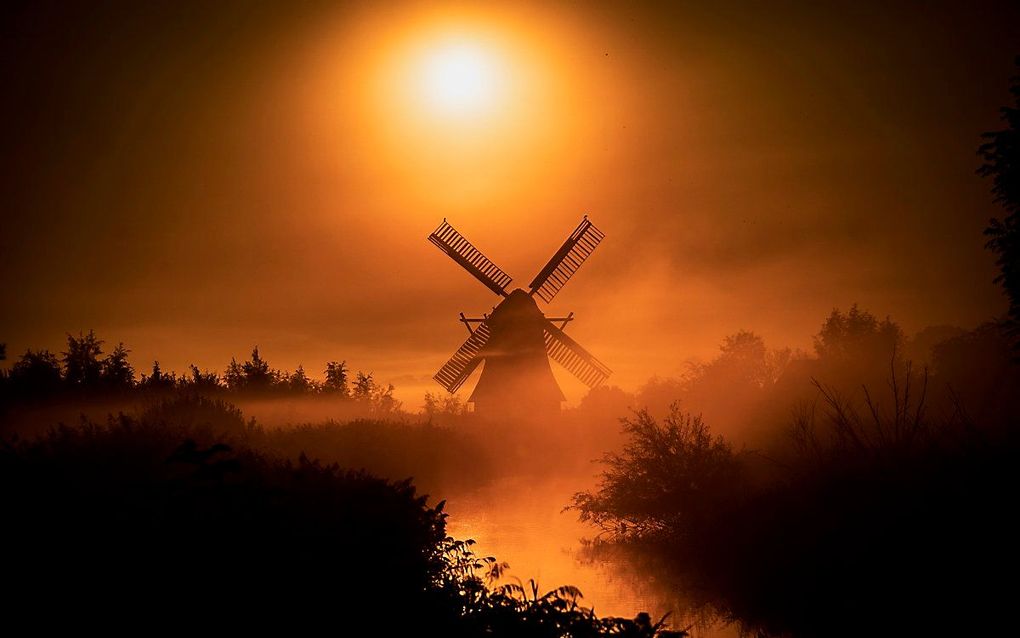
[428, 216, 611, 418]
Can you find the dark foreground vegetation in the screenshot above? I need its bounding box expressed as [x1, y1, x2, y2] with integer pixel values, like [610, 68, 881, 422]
[568, 67, 1020, 637]
[0, 399, 686, 637]
[573, 358, 1020, 637]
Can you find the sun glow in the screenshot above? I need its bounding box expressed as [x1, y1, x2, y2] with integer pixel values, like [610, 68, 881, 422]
[419, 41, 499, 114]
[306, 6, 621, 213]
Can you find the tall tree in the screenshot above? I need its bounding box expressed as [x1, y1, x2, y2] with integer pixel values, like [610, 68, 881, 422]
[323, 360, 349, 397]
[978, 56, 1020, 347]
[289, 365, 312, 393]
[813, 305, 902, 363]
[62, 331, 104, 387]
[101, 343, 135, 389]
[241, 347, 273, 390]
[352, 371, 375, 401]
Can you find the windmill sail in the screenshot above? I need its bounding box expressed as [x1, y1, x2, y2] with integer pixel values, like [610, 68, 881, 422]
[434, 322, 491, 393]
[429, 220, 512, 296]
[542, 321, 611, 388]
[528, 217, 605, 303]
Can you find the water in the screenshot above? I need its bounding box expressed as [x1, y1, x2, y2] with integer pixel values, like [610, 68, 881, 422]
[444, 474, 738, 637]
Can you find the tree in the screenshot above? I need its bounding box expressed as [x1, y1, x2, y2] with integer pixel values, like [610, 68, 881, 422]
[225, 347, 275, 392]
[813, 305, 902, 362]
[353, 371, 375, 401]
[372, 382, 401, 413]
[10, 349, 62, 396]
[62, 331, 104, 388]
[323, 360, 349, 397]
[978, 56, 1020, 348]
[289, 365, 313, 393]
[100, 343, 135, 389]
[139, 361, 177, 390]
[241, 347, 273, 390]
[713, 330, 792, 389]
[570, 405, 745, 541]
[187, 364, 220, 390]
[0, 342, 6, 361]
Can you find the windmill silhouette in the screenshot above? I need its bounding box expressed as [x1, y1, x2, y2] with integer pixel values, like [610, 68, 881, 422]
[428, 216, 611, 417]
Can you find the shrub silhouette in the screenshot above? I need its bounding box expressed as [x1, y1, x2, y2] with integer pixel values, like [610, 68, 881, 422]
[0, 415, 451, 631]
[572, 369, 1019, 637]
[0, 399, 687, 636]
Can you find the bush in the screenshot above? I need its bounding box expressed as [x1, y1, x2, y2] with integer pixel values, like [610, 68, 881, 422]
[571, 405, 746, 542]
[0, 414, 452, 632]
[572, 380, 1020, 637]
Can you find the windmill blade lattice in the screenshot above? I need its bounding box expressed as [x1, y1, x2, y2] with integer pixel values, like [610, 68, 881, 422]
[429, 220, 513, 296]
[434, 322, 492, 393]
[528, 217, 605, 303]
[542, 320, 612, 388]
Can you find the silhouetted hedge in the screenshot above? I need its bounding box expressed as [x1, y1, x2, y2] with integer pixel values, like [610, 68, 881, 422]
[0, 401, 686, 637]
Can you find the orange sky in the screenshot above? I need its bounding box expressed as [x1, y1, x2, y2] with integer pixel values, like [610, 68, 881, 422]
[2, 1, 1018, 406]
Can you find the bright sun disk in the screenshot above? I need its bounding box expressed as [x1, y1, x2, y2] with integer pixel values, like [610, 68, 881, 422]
[420, 41, 497, 114]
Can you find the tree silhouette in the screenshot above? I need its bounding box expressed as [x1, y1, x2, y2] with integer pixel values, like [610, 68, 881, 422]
[0, 342, 6, 362]
[813, 304, 902, 362]
[101, 342, 135, 389]
[353, 371, 375, 401]
[139, 361, 177, 390]
[289, 365, 312, 393]
[242, 346, 273, 389]
[62, 331, 103, 388]
[224, 357, 244, 390]
[324, 360, 350, 397]
[10, 349, 62, 396]
[978, 56, 1020, 348]
[187, 364, 219, 390]
[224, 347, 275, 392]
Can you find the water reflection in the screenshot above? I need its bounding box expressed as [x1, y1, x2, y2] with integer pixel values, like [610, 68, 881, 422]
[444, 474, 738, 637]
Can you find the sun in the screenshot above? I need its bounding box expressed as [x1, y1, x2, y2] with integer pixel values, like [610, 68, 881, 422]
[419, 40, 500, 115]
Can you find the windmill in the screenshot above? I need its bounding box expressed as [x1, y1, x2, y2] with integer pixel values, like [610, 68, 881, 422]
[428, 216, 611, 417]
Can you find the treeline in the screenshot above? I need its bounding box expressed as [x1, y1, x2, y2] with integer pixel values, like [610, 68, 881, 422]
[0, 330, 398, 410]
[576, 305, 1019, 446]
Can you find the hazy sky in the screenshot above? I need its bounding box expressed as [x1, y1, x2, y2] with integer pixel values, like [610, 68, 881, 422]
[2, 0, 1018, 405]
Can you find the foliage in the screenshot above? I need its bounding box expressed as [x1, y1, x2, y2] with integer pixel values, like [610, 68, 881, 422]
[573, 366, 1020, 637]
[0, 398, 686, 636]
[225, 346, 274, 391]
[353, 370, 375, 400]
[0, 332, 397, 412]
[793, 360, 930, 458]
[100, 342, 134, 388]
[978, 56, 1020, 346]
[324, 360, 350, 396]
[813, 304, 902, 362]
[62, 330, 103, 387]
[571, 406, 746, 542]
[9, 349, 62, 396]
[437, 537, 688, 637]
[139, 360, 176, 390]
[424, 391, 468, 420]
[0, 413, 451, 631]
[289, 364, 313, 392]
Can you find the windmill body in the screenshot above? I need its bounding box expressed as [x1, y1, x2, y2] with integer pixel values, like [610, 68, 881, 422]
[428, 217, 611, 418]
[468, 289, 565, 417]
